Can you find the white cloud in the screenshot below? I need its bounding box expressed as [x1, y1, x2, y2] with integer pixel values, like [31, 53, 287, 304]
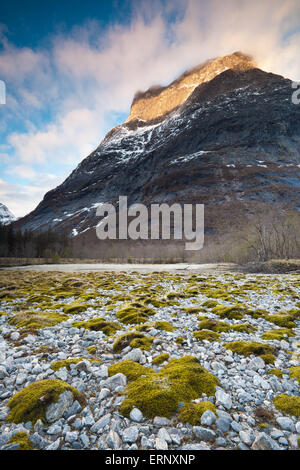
[0, 0, 299, 217]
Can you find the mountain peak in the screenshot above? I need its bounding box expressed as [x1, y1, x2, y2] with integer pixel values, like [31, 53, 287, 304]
[0, 203, 15, 225]
[127, 51, 256, 123]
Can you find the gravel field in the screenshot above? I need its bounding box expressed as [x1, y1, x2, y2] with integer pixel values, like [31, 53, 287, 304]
[0, 269, 299, 451]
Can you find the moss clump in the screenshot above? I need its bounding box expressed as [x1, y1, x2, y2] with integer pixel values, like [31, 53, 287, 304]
[273, 394, 300, 417]
[63, 303, 89, 314]
[120, 356, 219, 419]
[129, 336, 153, 351]
[197, 318, 255, 334]
[108, 360, 153, 381]
[247, 308, 268, 319]
[290, 366, 300, 385]
[8, 432, 34, 450]
[224, 341, 276, 361]
[8, 310, 68, 330]
[175, 336, 185, 345]
[116, 302, 155, 325]
[87, 346, 97, 355]
[152, 353, 170, 365]
[183, 307, 204, 314]
[134, 320, 175, 333]
[211, 305, 247, 320]
[202, 300, 220, 308]
[267, 312, 296, 329]
[6, 379, 85, 424]
[51, 358, 87, 371]
[178, 401, 216, 426]
[193, 330, 220, 342]
[113, 331, 147, 353]
[268, 368, 283, 378]
[231, 324, 257, 333]
[73, 318, 121, 336]
[261, 329, 295, 341]
[259, 353, 276, 364]
[198, 318, 230, 332]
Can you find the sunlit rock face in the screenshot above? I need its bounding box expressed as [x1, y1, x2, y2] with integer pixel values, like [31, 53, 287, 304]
[127, 52, 256, 123]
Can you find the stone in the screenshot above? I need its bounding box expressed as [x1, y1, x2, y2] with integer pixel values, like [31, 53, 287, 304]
[99, 388, 110, 400]
[54, 368, 68, 381]
[107, 430, 122, 449]
[45, 391, 74, 423]
[239, 430, 255, 446]
[158, 428, 172, 443]
[122, 426, 139, 443]
[215, 389, 232, 410]
[193, 426, 215, 441]
[216, 418, 231, 433]
[201, 409, 216, 426]
[252, 433, 280, 450]
[276, 416, 295, 432]
[123, 348, 143, 363]
[129, 408, 143, 423]
[105, 373, 127, 390]
[248, 356, 265, 371]
[90, 413, 111, 434]
[65, 431, 78, 443]
[155, 437, 168, 450]
[153, 416, 171, 426]
[45, 438, 61, 450]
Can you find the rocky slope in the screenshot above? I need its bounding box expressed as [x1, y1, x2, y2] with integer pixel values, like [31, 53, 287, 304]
[15, 52, 300, 244]
[0, 204, 15, 225]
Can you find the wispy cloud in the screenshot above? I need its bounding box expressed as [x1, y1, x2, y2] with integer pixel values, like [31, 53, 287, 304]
[0, 0, 299, 217]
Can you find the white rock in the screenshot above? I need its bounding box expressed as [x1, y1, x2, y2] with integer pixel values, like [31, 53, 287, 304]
[129, 408, 143, 422]
[215, 389, 232, 410]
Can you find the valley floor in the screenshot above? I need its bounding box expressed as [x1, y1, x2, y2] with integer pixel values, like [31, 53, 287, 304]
[0, 269, 299, 450]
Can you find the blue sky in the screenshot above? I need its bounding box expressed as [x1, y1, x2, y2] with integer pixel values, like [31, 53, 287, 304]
[0, 0, 299, 217]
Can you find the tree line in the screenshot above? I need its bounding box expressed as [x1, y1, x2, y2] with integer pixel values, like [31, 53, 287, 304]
[0, 224, 73, 259]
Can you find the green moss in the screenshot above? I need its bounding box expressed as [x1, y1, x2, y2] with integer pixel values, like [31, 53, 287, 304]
[183, 307, 204, 314]
[8, 310, 68, 330]
[202, 300, 219, 308]
[224, 341, 276, 361]
[73, 317, 121, 336]
[290, 366, 300, 385]
[197, 318, 255, 333]
[273, 394, 300, 417]
[129, 336, 153, 350]
[134, 320, 175, 333]
[268, 368, 283, 378]
[87, 346, 97, 355]
[120, 356, 219, 419]
[260, 353, 276, 364]
[211, 305, 246, 320]
[8, 432, 34, 450]
[6, 379, 85, 424]
[175, 336, 185, 345]
[63, 303, 89, 314]
[51, 358, 86, 371]
[261, 329, 295, 341]
[113, 331, 147, 353]
[267, 311, 296, 328]
[177, 401, 216, 426]
[116, 302, 155, 325]
[193, 330, 220, 342]
[247, 308, 268, 319]
[108, 360, 153, 381]
[152, 353, 170, 365]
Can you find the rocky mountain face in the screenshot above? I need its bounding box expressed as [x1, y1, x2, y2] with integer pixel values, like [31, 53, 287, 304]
[0, 204, 15, 225]
[15, 52, 300, 250]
